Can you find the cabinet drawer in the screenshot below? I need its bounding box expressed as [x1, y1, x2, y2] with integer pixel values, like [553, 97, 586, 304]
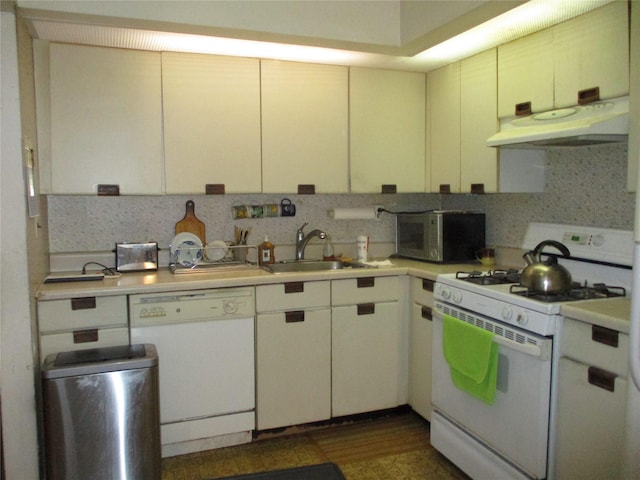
[561, 317, 628, 377]
[38, 296, 128, 332]
[331, 276, 399, 306]
[39, 326, 130, 359]
[256, 281, 330, 312]
[411, 276, 435, 307]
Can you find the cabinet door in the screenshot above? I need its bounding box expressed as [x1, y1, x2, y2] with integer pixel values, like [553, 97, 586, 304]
[428, 63, 460, 193]
[553, 1, 629, 108]
[409, 277, 434, 420]
[350, 67, 426, 193]
[162, 53, 261, 193]
[332, 302, 399, 416]
[256, 308, 331, 429]
[555, 357, 627, 480]
[261, 60, 348, 193]
[460, 49, 498, 193]
[49, 44, 163, 194]
[498, 28, 554, 118]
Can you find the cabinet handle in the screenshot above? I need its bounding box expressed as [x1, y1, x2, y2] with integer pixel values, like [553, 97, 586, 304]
[578, 87, 600, 105]
[422, 278, 434, 292]
[285, 311, 305, 323]
[71, 297, 96, 310]
[592, 324, 619, 348]
[284, 282, 304, 294]
[439, 184, 451, 194]
[515, 102, 532, 116]
[205, 184, 225, 194]
[73, 329, 98, 344]
[421, 306, 433, 321]
[97, 184, 120, 196]
[470, 184, 485, 194]
[588, 366, 616, 392]
[381, 184, 397, 194]
[297, 184, 315, 194]
[357, 303, 376, 315]
[357, 277, 375, 288]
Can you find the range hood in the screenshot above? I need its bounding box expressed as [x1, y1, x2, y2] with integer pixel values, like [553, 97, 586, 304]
[487, 96, 629, 148]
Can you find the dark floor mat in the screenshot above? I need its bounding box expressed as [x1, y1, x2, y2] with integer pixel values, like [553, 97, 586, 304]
[210, 463, 345, 480]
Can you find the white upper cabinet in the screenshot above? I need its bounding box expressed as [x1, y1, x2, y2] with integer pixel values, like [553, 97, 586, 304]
[498, 2, 629, 117]
[261, 60, 348, 193]
[460, 49, 498, 193]
[48, 44, 163, 194]
[497, 28, 554, 118]
[553, 1, 629, 108]
[162, 53, 261, 194]
[350, 67, 426, 193]
[428, 49, 498, 193]
[428, 63, 461, 193]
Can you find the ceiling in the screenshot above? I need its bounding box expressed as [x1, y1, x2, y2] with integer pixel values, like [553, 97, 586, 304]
[18, 0, 613, 72]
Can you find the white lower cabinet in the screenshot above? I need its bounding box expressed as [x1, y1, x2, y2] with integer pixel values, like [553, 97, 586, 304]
[331, 276, 401, 417]
[409, 277, 434, 421]
[554, 317, 629, 479]
[255, 281, 331, 429]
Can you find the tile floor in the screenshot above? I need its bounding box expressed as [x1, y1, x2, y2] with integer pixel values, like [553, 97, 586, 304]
[161, 412, 469, 480]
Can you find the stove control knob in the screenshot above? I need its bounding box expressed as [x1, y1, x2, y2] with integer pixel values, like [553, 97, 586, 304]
[452, 290, 462, 304]
[439, 286, 452, 300]
[501, 305, 513, 320]
[516, 311, 528, 326]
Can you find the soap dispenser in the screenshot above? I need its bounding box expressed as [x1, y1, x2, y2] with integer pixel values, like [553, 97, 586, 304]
[258, 235, 275, 266]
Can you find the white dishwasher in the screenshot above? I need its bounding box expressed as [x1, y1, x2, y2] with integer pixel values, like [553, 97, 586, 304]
[129, 287, 255, 457]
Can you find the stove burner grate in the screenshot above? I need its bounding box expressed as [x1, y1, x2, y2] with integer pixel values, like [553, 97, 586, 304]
[456, 269, 522, 285]
[509, 283, 626, 302]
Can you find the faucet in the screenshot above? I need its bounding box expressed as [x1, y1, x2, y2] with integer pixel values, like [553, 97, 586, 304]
[295, 222, 327, 260]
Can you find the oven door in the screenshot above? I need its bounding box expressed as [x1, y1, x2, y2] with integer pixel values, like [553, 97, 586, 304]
[431, 301, 553, 479]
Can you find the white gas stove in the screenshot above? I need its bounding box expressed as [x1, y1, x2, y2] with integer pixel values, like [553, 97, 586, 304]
[431, 223, 633, 480]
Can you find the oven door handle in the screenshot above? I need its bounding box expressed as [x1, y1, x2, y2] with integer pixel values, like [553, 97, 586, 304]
[492, 335, 550, 360]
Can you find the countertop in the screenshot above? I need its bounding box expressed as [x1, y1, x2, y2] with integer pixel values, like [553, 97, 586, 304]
[561, 297, 631, 334]
[36, 257, 485, 301]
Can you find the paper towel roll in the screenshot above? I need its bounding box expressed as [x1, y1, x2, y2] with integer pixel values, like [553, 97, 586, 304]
[329, 207, 377, 220]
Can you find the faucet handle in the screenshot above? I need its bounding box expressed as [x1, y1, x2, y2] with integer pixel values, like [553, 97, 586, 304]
[297, 222, 308, 233]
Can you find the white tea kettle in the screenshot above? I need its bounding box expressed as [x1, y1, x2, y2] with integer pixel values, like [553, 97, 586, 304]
[521, 240, 573, 293]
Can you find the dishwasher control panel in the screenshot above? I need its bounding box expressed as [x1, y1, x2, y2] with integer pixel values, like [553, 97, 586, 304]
[129, 287, 254, 326]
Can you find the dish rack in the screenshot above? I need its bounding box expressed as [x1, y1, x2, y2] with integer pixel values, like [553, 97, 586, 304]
[169, 243, 258, 274]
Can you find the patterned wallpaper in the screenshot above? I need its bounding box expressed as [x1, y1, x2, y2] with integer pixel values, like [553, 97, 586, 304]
[47, 143, 634, 254]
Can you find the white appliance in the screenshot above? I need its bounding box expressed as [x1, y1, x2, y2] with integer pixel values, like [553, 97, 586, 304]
[486, 96, 629, 148]
[432, 223, 632, 479]
[129, 287, 255, 457]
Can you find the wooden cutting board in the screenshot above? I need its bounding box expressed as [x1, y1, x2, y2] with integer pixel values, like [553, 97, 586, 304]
[175, 200, 206, 244]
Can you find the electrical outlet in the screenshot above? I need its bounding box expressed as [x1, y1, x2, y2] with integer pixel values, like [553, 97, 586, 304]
[375, 205, 384, 221]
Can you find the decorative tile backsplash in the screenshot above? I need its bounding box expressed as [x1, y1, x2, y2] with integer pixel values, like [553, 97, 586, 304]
[48, 143, 633, 254]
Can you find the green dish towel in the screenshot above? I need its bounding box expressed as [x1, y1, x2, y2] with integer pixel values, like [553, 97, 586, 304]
[443, 314, 499, 405]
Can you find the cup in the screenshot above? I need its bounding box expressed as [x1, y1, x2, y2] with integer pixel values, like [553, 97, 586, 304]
[356, 235, 369, 262]
[263, 204, 279, 217]
[280, 198, 296, 217]
[476, 247, 496, 266]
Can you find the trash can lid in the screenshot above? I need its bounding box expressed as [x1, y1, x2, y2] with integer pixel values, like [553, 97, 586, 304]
[42, 344, 158, 378]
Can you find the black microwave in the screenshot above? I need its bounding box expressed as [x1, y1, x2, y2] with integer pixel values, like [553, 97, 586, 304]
[395, 211, 485, 263]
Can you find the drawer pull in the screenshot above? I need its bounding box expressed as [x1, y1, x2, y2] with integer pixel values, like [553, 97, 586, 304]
[588, 366, 616, 392]
[71, 297, 96, 310]
[421, 306, 432, 321]
[439, 184, 451, 194]
[422, 278, 434, 292]
[285, 311, 305, 323]
[357, 303, 376, 315]
[97, 184, 120, 196]
[381, 184, 397, 194]
[592, 324, 618, 348]
[297, 184, 316, 194]
[470, 183, 485, 194]
[205, 184, 225, 194]
[578, 87, 600, 105]
[73, 329, 98, 344]
[284, 282, 304, 294]
[515, 101, 532, 116]
[357, 277, 375, 288]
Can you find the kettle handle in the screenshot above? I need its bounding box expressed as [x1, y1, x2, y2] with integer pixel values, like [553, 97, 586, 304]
[533, 240, 571, 258]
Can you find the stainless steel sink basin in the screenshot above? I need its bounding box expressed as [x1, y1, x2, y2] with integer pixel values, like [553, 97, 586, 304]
[264, 260, 371, 274]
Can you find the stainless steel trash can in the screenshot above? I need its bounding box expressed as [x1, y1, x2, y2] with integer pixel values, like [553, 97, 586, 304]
[42, 344, 161, 480]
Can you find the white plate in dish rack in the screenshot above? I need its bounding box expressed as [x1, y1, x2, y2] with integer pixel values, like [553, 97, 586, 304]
[170, 232, 203, 267]
[204, 240, 229, 262]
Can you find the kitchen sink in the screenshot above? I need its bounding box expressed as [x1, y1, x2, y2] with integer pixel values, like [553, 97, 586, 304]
[264, 259, 371, 274]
